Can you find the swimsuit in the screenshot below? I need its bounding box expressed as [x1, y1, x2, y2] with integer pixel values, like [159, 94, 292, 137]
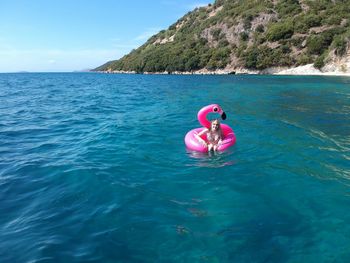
[207, 131, 222, 144]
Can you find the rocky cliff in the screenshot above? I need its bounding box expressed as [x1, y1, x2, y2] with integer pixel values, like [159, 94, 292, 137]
[95, 0, 350, 75]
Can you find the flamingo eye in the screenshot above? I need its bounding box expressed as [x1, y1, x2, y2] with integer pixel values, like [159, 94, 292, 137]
[213, 107, 218, 112]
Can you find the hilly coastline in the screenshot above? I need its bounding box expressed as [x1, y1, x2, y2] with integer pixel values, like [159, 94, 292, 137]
[95, 0, 350, 75]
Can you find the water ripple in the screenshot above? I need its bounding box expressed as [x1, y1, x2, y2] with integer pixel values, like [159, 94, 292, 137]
[1, 73, 350, 262]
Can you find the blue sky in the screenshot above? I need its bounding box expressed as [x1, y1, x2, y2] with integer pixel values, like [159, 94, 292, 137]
[0, 0, 212, 72]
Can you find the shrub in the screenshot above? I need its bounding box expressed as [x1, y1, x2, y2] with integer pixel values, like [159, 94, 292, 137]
[218, 39, 230, 48]
[256, 24, 264, 33]
[236, 43, 248, 57]
[332, 36, 347, 56]
[256, 35, 267, 44]
[296, 54, 313, 66]
[307, 35, 330, 55]
[294, 23, 308, 34]
[211, 28, 222, 41]
[304, 14, 322, 28]
[293, 13, 322, 33]
[314, 53, 326, 69]
[199, 11, 208, 20]
[325, 15, 342, 26]
[266, 22, 294, 41]
[306, 35, 325, 55]
[281, 44, 291, 54]
[185, 55, 200, 71]
[244, 46, 259, 68]
[291, 37, 305, 48]
[240, 32, 249, 41]
[243, 14, 254, 30]
[307, 28, 346, 55]
[276, 0, 301, 17]
[243, 45, 292, 69]
[207, 47, 231, 69]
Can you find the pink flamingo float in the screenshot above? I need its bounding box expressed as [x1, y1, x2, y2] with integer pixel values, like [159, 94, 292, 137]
[184, 104, 236, 152]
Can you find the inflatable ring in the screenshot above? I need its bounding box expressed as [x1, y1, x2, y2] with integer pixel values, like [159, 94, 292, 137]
[184, 104, 236, 152]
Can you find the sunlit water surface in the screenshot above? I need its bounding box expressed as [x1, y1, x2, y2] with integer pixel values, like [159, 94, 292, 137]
[0, 73, 349, 262]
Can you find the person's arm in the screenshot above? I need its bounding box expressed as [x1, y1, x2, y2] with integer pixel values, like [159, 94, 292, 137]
[194, 129, 208, 146]
[218, 130, 224, 146]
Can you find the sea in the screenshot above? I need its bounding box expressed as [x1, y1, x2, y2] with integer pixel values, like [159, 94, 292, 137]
[0, 73, 349, 263]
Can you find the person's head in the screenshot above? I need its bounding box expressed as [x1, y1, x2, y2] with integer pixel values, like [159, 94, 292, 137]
[210, 119, 220, 131]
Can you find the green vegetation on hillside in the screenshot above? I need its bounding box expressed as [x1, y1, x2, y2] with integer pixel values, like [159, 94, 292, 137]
[95, 0, 350, 72]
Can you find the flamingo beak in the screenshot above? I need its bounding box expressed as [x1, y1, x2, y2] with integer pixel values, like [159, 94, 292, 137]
[221, 112, 226, 120]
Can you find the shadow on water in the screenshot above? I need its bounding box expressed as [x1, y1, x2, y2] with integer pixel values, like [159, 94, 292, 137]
[218, 193, 313, 263]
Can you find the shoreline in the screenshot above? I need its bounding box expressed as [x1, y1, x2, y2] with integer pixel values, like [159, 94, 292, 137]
[94, 61, 350, 77]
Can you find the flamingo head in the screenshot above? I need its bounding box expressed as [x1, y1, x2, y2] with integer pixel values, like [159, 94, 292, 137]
[210, 104, 226, 120]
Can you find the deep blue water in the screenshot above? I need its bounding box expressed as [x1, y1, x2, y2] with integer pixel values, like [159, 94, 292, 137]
[0, 73, 349, 262]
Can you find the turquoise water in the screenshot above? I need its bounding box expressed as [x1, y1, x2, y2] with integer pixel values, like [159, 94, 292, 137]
[0, 73, 349, 262]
